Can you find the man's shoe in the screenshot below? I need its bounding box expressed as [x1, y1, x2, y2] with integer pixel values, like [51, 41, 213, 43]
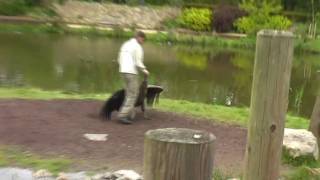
[119, 118, 133, 124]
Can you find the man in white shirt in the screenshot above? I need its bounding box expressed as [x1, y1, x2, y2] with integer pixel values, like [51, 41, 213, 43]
[117, 31, 149, 124]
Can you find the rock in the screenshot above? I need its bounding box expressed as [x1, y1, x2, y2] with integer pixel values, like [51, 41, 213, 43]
[283, 128, 319, 160]
[91, 172, 113, 180]
[53, 1, 180, 30]
[113, 170, 142, 180]
[83, 133, 108, 141]
[34, 171, 55, 180]
[0, 168, 33, 180]
[33, 169, 53, 179]
[57, 172, 90, 180]
[91, 174, 104, 180]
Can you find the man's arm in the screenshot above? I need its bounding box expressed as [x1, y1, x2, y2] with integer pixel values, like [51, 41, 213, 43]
[135, 46, 149, 76]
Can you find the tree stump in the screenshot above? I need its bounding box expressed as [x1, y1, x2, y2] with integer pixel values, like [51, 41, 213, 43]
[143, 128, 215, 180]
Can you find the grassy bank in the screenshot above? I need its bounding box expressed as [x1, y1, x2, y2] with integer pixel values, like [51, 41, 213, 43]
[0, 22, 253, 48]
[0, 87, 310, 129]
[0, 146, 71, 174]
[0, 22, 320, 54]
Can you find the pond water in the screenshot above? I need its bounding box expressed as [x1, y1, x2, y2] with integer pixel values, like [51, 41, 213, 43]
[0, 32, 319, 117]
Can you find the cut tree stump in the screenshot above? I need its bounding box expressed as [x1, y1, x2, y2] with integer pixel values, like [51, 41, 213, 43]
[143, 128, 215, 180]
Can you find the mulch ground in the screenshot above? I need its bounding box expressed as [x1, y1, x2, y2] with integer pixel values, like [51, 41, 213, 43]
[0, 99, 247, 174]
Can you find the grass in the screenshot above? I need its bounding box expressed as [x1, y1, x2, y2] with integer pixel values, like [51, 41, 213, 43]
[0, 87, 109, 100]
[0, 146, 71, 174]
[283, 166, 320, 180]
[0, 23, 65, 34]
[281, 143, 320, 179]
[282, 148, 318, 167]
[296, 38, 320, 54]
[158, 99, 309, 129]
[0, 87, 310, 129]
[212, 169, 234, 180]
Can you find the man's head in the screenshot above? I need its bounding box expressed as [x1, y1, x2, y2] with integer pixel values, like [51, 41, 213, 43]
[135, 31, 146, 44]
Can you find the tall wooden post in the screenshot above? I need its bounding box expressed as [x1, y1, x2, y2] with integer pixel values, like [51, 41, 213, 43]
[309, 96, 320, 138]
[244, 30, 294, 180]
[143, 128, 215, 180]
[309, 72, 320, 157]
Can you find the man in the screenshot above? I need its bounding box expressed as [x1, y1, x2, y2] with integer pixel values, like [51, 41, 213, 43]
[117, 31, 149, 124]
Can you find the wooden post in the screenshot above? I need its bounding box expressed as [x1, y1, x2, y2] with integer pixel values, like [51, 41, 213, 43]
[309, 72, 320, 157]
[244, 30, 294, 180]
[143, 128, 215, 180]
[309, 96, 320, 141]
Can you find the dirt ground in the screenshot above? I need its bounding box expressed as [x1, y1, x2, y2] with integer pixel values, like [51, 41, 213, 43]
[0, 99, 247, 174]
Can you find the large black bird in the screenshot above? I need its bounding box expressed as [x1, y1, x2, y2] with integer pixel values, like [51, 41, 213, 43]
[100, 80, 163, 120]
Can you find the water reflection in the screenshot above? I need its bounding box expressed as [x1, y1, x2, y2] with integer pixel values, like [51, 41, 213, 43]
[0, 33, 319, 117]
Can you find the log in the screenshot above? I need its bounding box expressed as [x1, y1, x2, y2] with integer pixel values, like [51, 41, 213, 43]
[244, 30, 294, 180]
[143, 128, 215, 180]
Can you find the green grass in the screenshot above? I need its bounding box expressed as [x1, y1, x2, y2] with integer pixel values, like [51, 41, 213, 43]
[0, 146, 71, 174]
[297, 38, 320, 54]
[283, 166, 320, 180]
[282, 148, 318, 167]
[0, 23, 64, 34]
[0, 87, 310, 129]
[157, 99, 309, 129]
[0, 87, 109, 100]
[212, 169, 234, 180]
[281, 139, 320, 179]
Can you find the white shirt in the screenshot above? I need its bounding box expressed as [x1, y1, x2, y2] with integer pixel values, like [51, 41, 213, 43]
[118, 38, 146, 74]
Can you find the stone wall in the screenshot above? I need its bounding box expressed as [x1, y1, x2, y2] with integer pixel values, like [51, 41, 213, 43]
[54, 1, 180, 29]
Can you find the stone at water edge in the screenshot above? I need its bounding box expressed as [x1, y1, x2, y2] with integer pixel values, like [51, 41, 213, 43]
[0, 168, 33, 180]
[91, 172, 114, 180]
[57, 172, 90, 180]
[283, 128, 319, 160]
[33, 169, 53, 179]
[113, 170, 142, 180]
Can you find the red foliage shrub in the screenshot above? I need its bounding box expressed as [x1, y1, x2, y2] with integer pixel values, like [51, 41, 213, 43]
[213, 5, 247, 33]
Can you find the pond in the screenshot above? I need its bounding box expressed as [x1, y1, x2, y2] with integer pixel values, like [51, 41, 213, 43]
[0, 32, 318, 118]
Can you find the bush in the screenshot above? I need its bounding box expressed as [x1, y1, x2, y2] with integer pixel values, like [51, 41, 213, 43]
[0, 0, 54, 15]
[268, 15, 292, 29]
[24, 0, 42, 6]
[213, 4, 246, 33]
[178, 7, 212, 31]
[0, 0, 28, 15]
[234, 2, 292, 35]
[235, 15, 292, 35]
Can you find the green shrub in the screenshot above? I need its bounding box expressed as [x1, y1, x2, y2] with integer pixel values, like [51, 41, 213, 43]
[0, 0, 55, 16]
[0, 0, 28, 15]
[268, 15, 292, 29]
[234, 2, 292, 35]
[178, 7, 212, 31]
